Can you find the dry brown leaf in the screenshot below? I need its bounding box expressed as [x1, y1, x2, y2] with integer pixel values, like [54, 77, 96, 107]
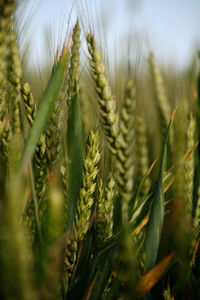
[137, 252, 175, 297]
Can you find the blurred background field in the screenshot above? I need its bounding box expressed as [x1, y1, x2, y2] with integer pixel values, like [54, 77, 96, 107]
[17, 0, 200, 89]
[16, 0, 200, 152]
[17, 0, 200, 68]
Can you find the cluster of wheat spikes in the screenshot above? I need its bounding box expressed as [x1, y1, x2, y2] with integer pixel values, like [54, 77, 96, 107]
[0, 2, 200, 299]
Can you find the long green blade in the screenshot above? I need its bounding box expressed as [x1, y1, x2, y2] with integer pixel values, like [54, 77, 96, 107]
[19, 50, 69, 172]
[66, 85, 83, 229]
[144, 110, 175, 272]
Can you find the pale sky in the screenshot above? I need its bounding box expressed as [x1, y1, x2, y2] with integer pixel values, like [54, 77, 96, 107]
[17, 0, 200, 70]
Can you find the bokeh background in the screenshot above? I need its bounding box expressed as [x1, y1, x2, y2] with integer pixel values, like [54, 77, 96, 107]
[16, 0, 200, 70]
[14, 0, 200, 160]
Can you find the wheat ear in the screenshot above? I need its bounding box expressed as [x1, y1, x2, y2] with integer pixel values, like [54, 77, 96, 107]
[185, 112, 195, 223]
[65, 130, 100, 271]
[95, 176, 115, 249]
[116, 80, 136, 223]
[7, 15, 22, 134]
[194, 186, 200, 228]
[67, 20, 81, 101]
[87, 34, 119, 155]
[20, 80, 48, 201]
[0, 1, 15, 121]
[149, 52, 173, 149]
[135, 114, 151, 203]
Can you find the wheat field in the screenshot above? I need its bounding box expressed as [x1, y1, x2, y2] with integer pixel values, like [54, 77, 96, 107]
[0, 1, 200, 299]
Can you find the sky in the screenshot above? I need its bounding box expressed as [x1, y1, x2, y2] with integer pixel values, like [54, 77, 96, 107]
[17, 0, 200, 70]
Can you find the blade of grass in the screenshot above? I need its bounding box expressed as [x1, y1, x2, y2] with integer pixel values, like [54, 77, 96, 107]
[29, 162, 42, 244]
[67, 231, 119, 300]
[19, 48, 69, 173]
[66, 83, 83, 229]
[88, 255, 115, 300]
[129, 158, 158, 220]
[144, 109, 176, 272]
[138, 252, 175, 297]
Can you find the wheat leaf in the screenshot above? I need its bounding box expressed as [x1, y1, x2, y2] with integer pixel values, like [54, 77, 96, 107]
[144, 109, 176, 272]
[66, 84, 83, 229]
[19, 49, 69, 172]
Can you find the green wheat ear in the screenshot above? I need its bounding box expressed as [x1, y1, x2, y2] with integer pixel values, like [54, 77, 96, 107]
[20, 80, 48, 205]
[1, 118, 12, 162]
[20, 81, 37, 127]
[87, 33, 119, 155]
[116, 80, 136, 223]
[135, 114, 151, 204]
[74, 129, 100, 240]
[67, 20, 81, 101]
[7, 18, 22, 135]
[87, 36, 136, 224]
[185, 112, 195, 223]
[194, 186, 200, 228]
[45, 96, 63, 168]
[65, 129, 100, 275]
[87, 35, 136, 224]
[60, 163, 68, 228]
[0, 0, 22, 163]
[45, 74, 66, 170]
[95, 176, 115, 250]
[149, 52, 173, 151]
[0, 1, 16, 121]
